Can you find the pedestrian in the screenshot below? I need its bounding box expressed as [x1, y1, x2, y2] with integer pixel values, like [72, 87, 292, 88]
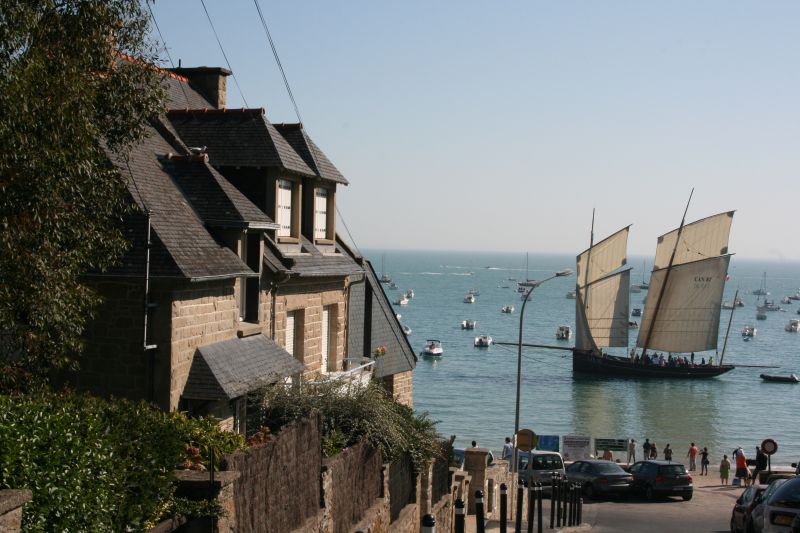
[720, 455, 731, 485]
[502, 437, 513, 461]
[700, 447, 710, 475]
[753, 446, 768, 485]
[602, 449, 613, 461]
[650, 442, 658, 459]
[628, 439, 636, 464]
[687, 442, 699, 471]
[643, 438, 651, 459]
[471, 440, 477, 448]
[664, 444, 673, 461]
[735, 447, 749, 487]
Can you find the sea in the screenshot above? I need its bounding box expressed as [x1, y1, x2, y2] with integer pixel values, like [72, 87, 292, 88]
[365, 249, 800, 465]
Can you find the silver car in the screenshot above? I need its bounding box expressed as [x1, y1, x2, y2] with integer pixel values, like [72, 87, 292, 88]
[516, 451, 566, 493]
[751, 478, 789, 533]
[761, 476, 800, 533]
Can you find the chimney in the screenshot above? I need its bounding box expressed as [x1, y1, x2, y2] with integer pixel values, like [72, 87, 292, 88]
[168, 66, 232, 108]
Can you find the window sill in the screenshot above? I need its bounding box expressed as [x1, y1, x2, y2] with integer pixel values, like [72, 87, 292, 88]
[237, 322, 262, 338]
[277, 236, 300, 244]
[314, 238, 335, 245]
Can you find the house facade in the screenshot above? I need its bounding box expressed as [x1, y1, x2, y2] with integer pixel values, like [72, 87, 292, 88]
[76, 65, 415, 433]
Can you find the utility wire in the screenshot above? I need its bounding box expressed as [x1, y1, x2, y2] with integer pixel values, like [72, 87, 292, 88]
[199, 0, 249, 107]
[145, 2, 189, 105]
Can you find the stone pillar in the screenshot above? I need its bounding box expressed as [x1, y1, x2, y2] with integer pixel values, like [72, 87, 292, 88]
[419, 461, 434, 516]
[173, 470, 240, 533]
[0, 490, 32, 533]
[464, 448, 489, 514]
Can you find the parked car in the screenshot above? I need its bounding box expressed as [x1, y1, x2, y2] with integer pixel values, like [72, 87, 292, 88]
[752, 479, 790, 533]
[761, 475, 800, 533]
[629, 460, 693, 501]
[452, 447, 495, 469]
[516, 450, 566, 492]
[564, 459, 633, 499]
[731, 484, 768, 533]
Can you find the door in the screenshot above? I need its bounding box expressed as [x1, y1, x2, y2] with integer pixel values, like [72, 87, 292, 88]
[320, 306, 330, 373]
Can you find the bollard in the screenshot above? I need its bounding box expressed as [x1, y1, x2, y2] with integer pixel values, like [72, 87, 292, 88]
[572, 483, 578, 526]
[455, 498, 465, 533]
[526, 480, 535, 533]
[515, 478, 525, 533]
[555, 476, 562, 528]
[550, 473, 556, 529]
[568, 483, 574, 526]
[475, 490, 486, 533]
[577, 494, 583, 525]
[561, 478, 568, 525]
[500, 483, 508, 533]
[536, 483, 543, 533]
[422, 513, 436, 533]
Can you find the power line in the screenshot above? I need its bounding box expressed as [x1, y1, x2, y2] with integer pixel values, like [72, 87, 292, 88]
[145, 2, 189, 105]
[199, 0, 249, 108]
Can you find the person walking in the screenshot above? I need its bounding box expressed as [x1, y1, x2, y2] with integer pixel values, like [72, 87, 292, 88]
[753, 446, 768, 485]
[700, 447, 710, 475]
[720, 455, 731, 485]
[735, 447, 749, 487]
[687, 442, 699, 471]
[628, 439, 636, 464]
[663, 444, 673, 461]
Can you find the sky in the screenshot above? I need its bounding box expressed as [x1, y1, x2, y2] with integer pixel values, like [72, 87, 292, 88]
[150, 1, 800, 261]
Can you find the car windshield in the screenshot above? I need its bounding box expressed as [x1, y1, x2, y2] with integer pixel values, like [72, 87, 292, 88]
[769, 479, 800, 507]
[593, 463, 626, 474]
[522, 455, 563, 470]
[764, 479, 789, 502]
[659, 465, 687, 476]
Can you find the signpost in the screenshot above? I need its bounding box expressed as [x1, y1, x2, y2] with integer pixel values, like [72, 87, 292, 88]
[761, 438, 778, 472]
[517, 429, 538, 452]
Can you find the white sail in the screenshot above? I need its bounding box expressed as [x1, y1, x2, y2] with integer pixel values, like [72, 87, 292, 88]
[576, 226, 630, 287]
[653, 211, 734, 270]
[636, 255, 731, 353]
[575, 269, 631, 350]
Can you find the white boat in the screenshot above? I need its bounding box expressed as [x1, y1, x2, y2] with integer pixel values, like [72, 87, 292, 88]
[638, 260, 650, 290]
[388, 282, 399, 290]
[395, 295, 409, 306]
[402, 325, 412, 336]
[782, 296, 792, 305]
[379, 254, 392, 284]
[752, 272, 770, 296]
[421, 339, 443, 357]
[474, 335, 493, 347]
[463, 294, 476, 304]
[786, 319, 800, 332]
[516, 286, 527, 293]
[757, 299, 782, 312]
[556, 325, 573, 340]
[631, 307, 642, 317]
[722, 302, 735, 310]
[461, 319, 477, 329]
[405, 289, 414, 299]
[395, 313, 401, 320]
[566, 291, 576, 299]
[790, 290, 800, 301]
[501, 305, 514, 313]
[742, 325, 757, 337]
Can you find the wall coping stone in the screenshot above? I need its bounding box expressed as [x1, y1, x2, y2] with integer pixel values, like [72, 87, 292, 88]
[174, 469, 240, 489]
[0, 489, 32, 515]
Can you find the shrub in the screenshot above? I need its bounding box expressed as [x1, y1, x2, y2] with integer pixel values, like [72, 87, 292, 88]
[0, 392, 245, 532]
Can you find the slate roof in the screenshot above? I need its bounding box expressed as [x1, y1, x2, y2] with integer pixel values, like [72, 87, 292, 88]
[262, 236, 362, 278]
[274, 123, 349, 185]
[166, 109, 315, 176]
[182, 334, 304, 400]
[165, 75, 214, 109]
[105, 122, 255, 280]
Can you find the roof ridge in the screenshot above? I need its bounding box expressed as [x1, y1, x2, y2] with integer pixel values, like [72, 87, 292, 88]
[167, 107, 265, 115]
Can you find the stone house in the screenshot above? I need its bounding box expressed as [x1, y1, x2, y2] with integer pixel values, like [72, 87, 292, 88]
[76, 65, 415, 432]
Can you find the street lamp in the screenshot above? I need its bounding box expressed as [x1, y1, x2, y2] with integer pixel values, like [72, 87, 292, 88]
[511, 268, 574, 480]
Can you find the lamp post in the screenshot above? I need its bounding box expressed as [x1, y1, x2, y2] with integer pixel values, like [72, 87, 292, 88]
[511, 268, 574, 481]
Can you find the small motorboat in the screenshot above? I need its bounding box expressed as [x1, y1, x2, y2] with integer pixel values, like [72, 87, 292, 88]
[556, 325, 573, 340]
[395, 313, 401, 320]
[405, 289, 414, 299]
[760, 373, 799, 384]
[422, 339, 443, 357]
[402, 325, 412, 336]
[463, 294, 476, 304]
[631, 308, 642, 317]
[461, 319, 477, 330]
[516, 286, 527, 293]
[736, 297, 745, 307]
[474, 335, 493, 347]
[628, 321, 639, 329]
[722, 301, 735, 310]
[790, 290, 800, 301]
[566, 291, 576, 300]
[742, 325, 757, 337]
[388, 282, 399, 290]
[395, 295, 409, 306]
[501, 305, 514, 314]
[786, 319, 800, 332]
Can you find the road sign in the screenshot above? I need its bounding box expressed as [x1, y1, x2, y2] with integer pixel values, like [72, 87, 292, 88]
[516, 429, 538, 452]
[761, 438, 778, 456]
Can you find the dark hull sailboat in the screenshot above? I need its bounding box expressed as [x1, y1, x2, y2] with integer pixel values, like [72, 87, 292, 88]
[572, 202, 737, 380]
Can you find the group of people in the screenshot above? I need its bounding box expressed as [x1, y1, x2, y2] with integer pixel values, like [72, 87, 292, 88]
[629, 350, 713, 367]
[626, 439, 710, 472]
[720, 446, 769, 487]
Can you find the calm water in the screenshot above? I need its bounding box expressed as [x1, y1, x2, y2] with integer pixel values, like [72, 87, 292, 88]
[367, 249, 800, 464]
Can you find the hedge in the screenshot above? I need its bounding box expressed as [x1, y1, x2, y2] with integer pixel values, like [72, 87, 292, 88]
[0, 392, 245, 532]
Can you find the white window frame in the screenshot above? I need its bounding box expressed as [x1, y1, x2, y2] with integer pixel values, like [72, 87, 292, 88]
[314, 188, 328, 241]
[321, 305, 331, 373]
[276, 179, 293, 238]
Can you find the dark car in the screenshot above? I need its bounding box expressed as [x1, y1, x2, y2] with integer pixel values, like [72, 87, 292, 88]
[731, 484, 768, 533]
[630, 460, 693, 501]
[752, 479, 789, 533]
[565, 460, 634, 499]
[761, 475, 800, 533]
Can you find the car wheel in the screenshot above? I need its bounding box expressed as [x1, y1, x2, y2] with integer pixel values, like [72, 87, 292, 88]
[645, 485, 655, 501]
[585, 484, 595, 500]
[682, 493, 692, 501]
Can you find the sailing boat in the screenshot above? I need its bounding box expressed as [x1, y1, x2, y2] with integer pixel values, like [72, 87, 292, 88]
[752, 272, 769, 296]
[379, 253, 392, 284]
[755, 273, 781, 313]
[639, 260, 650, 290]
[572, 202, 737, 378]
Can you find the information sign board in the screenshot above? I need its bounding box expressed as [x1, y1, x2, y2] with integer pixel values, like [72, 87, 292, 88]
[562, 435, 591, 461]
[594, 438, 629, 453]
[536, 435, 560, 452]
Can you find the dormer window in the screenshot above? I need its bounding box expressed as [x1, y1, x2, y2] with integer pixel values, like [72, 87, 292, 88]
[313, 186, 335, 245]
[275, 178, 301, 242]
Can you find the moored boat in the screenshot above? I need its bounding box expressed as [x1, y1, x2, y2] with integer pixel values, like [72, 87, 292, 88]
[566, 291, 576, 299]
[786, 319, 800, 332]
[474, 335, 493, 347]
[742, 325, 757, 337]
[501, 305, 514, 313]
[463, 294, 476, 304]
[760, 373, 799, 383]
[421, 339, 443, 357]
[402, 325, 412, 336]
[556, 325, 573, 340]
[631, 307, 642, 317]
[461, 319, 477, 330]
[395, 295, 409, 306]
[405, 289, 414, 299]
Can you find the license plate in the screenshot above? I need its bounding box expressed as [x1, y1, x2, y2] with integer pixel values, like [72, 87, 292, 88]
[773, 513, 795, 526]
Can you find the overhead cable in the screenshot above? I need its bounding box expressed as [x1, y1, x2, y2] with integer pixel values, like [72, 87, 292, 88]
[145, 2, 189, 105]
[199, 0, 250, 107]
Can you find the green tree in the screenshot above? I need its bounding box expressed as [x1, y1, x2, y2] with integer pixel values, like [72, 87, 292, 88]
[0, 1, 165, 388]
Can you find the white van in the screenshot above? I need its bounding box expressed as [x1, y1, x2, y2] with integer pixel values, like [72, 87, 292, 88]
[516, 450, 566, 491]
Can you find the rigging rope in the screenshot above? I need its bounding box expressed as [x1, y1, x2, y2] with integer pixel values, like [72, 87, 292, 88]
[199, 0, 250, 107]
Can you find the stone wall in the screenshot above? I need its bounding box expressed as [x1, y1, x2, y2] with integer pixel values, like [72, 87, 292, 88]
[0, 490, 31, 533]
[322, 442, 383, 533]
[382, 370, 413, 407]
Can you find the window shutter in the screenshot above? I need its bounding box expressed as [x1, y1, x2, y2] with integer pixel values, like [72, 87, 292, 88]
[321, 306, 330, 372]
[285, 311, 295, 356]
[277, 180, 293, 237]
[314, 188, 328, 240]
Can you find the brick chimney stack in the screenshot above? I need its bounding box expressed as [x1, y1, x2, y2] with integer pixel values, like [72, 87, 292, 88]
[168, 66, 232, 108]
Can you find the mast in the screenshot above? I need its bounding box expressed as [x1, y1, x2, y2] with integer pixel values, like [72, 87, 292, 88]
[641, 189, 694, 358]
[578, 209, 599, 355]
[719, 288, 738, 367]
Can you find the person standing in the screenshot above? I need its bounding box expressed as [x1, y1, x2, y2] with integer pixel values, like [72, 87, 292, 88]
[650, 441, 658, 459]
[664, 444, 673, 461]
[687, 442, 699, 471]
[700, 447, 710, 475]
[735, 448, 749, 487]
[502, 437, 514, 461]
[602, 449, 613, 461]
[753, 446, 768, 484]
[628, 439, 636, 464]
[643, 438, 651, 459]
[720, 455, 731, 485]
